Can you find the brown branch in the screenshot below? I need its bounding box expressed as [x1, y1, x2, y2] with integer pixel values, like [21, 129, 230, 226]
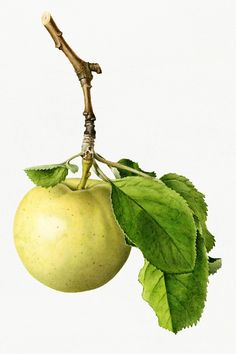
[41, 11, 102, 162]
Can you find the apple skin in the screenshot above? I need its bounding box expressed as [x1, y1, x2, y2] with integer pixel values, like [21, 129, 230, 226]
[14, 178, 131, 292]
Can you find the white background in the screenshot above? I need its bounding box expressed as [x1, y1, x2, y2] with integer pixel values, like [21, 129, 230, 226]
[0, 1, 235, 353]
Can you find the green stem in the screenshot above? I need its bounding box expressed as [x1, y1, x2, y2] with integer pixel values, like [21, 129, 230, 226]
[94, 153, 153, 179]
[62, 152, 83, 164]
[78, 159, 93, 189]
[93, 160, 111, 182]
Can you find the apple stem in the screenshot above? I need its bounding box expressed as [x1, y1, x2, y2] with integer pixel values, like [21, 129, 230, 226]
[78, 159, 93, 189]
[41, 12, 102, 188]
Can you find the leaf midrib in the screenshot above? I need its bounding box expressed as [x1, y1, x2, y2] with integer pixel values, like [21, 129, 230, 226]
[113, 183, 194, 270]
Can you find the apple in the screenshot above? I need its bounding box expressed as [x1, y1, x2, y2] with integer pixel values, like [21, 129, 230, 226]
[14, 178, 131, 292]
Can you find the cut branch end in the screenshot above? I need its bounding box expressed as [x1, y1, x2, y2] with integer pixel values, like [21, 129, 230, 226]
[41, 11, 51, 26]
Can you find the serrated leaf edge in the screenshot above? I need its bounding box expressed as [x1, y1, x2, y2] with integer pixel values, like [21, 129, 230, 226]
[139, 238, 208, 333]
[25, 166, 68, 188]
[24, 163, 66, 171]
[161, 173, 208, 218]
[111, 177, 197, 273]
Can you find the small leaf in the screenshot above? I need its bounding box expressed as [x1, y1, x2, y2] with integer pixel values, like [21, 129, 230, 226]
[160, 173, 215, 252]
[66, 163, 79, 174]
[208, 257, 222, 275]
[115, 158, 156, 178]
[112, 177, 196, 273]
[25, 164, 68, 188]
[201, 224, 216, 252]
[25, 164, 64, 171]
[139, 236, 208, 333]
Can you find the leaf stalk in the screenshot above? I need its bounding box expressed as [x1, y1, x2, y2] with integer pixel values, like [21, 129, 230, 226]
[94, 153, 154, 179]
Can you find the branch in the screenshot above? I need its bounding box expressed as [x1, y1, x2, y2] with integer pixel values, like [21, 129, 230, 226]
[42, 11, 102, 189]
[41, 11, 101, 160]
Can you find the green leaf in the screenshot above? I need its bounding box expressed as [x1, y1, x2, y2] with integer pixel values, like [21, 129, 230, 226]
[193, 216, 215, 253]
[201, 224, 216, 252]
[115, 158, 156, 178]
[25, 164, 68, 188]
[66, 163, 79, 174]
[160, 173, 207, 222]
[160, 173, 215, 252]
[112, 177, 196, 273]
[139, 236, 208, 333]
[208, 257, 222, 275]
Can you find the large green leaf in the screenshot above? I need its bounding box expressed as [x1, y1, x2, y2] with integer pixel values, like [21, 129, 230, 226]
[112, 177, 196, 273]
[139, 236, 208, 333]
[160, 173, 215, 252]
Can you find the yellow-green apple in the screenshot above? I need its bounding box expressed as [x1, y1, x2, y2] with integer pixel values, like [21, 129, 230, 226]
[14, 179, 130, 292]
